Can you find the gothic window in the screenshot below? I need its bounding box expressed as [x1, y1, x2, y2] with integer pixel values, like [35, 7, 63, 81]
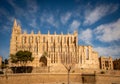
[35, 37, 37, 43]
[73, 46, 74, 52]
[67, 37, 69, 44]
[37, 36, 40, 43]
[59, 46, 61, 52]
[54, 54, 55, 63]
[51, 37, 53, 43]
[34, 46, 37, 53]
[66, 46, 68, 52]
[64, 37, 66, 43]
[22, 37, 24, 44]
[86, 48, 89, 60]
[71, 37, 72, 43]
[74, 37, 76, 41]
[25, 37, 27, 43]
[43, 36, 45, 42]
[74, 37, 77, 46]
[61, 53, 63, 63]
[22, 36, 26, 44]
[80, 55, 82, 64]
[43, 45, 45, 51]
[69, 37, 71, 43]
[105, 61, 109, 67]
[51, 54, 53, 63]
[30, 36, 33, 43]
[51, 46, 54, 52]
[16, 36, 17, 41]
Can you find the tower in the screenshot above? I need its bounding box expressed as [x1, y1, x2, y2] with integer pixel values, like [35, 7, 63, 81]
[10, 19, 21, 54]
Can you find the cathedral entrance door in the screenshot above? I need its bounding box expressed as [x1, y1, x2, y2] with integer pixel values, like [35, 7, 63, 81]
[39, 56, 47, 67]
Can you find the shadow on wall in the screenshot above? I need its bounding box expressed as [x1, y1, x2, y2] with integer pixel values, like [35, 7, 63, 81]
[81, 73, 96, 84]
[11, 66, 33, 73]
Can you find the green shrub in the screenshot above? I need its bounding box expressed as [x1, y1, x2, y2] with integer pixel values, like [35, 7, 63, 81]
[11, 66, 33, 73]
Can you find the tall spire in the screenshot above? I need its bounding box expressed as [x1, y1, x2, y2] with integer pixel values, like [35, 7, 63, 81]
[12, 19, 21, 34]
[13, 19, 18, 27]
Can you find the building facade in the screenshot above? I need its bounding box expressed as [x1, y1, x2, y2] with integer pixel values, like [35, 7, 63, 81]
[99, 56, 113, 70]
[9, 19, 99, 72]
[113, 59, 120, 70]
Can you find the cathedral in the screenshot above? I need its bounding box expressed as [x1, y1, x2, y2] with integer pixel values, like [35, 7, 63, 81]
[9, 19, 99, 72]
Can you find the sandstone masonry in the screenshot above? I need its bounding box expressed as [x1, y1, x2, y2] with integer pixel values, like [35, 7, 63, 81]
[9, 19, 99, 72]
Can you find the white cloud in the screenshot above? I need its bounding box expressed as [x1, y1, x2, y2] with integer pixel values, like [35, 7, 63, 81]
[61, 12, 71, 24]
[94, 46, 120, 58]
[94, 18, 120, 42]
[79, 29, 92, 44]
[47, 15, 58, 28]
[29, 19, 37, 28]
[40, 13, 59, 28]
[84, 4, 118, 25]
[8, 0, 38, 29]
[69, 20, 80, 33]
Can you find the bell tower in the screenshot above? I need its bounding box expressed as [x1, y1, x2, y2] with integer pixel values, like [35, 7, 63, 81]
[12, 19, 21, 35]
[10, 19, 21, 54]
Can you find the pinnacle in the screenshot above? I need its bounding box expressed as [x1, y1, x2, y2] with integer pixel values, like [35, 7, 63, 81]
[13, 19, 18, 27]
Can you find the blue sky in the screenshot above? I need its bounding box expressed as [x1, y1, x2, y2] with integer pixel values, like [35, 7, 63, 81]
[0, 0, 120, 60]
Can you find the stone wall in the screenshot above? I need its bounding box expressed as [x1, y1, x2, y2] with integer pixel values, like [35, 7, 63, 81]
[0, 73, 82, 84]
[96, 74, 120, 84]
[0, 73, 120, 84]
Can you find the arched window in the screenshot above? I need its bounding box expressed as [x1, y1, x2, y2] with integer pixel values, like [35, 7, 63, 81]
[43, 36, 45, 42]
[64, 37, 66, 43]
[58, 37, 60, 43]
[80, 55, 82, 64]
[30, 36, 33, 43]
[51, 54, 53, 63]
[50, 46, 54, 52]
[38, 36, 40, 43]
[51, 37, 53, 43]
[16, 36, 17, 41]
[86, 48, 89, 60]
[22, 36, 26, 44]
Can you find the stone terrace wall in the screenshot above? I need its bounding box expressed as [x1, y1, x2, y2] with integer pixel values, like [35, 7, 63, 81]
[96, 74, 120, 84]
[0, 73, 120, 84]
[0, 73, 82, 84]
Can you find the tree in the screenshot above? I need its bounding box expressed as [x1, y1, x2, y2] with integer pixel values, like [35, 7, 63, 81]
[10, 54, 18, 64]
[10, 50, 34, 73]
[1, 59, 9, 69]
[11, 50, 34, 66]
[4, 59, 8, 65]
[62, 53, 76, 84]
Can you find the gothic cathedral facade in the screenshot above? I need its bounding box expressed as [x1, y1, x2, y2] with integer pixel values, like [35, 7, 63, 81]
[9, 19, 99, 72]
